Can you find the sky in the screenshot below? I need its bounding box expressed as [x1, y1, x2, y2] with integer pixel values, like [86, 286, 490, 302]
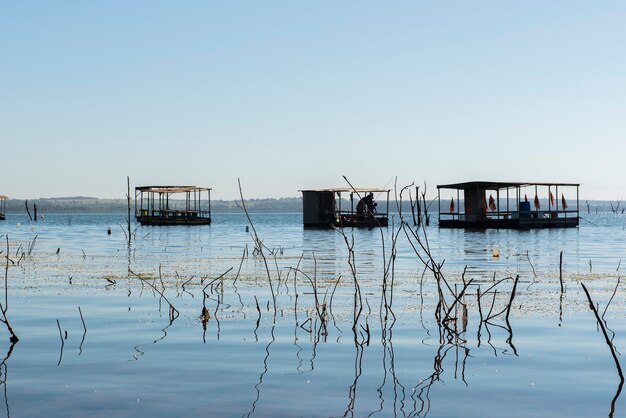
[1, 1, 625, 200]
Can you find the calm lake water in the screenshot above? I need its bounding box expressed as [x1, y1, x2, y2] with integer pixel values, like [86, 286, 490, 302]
[1, 212, 626, 417]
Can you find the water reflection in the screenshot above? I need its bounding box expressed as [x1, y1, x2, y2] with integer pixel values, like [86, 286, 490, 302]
[0, 342, 16, 418]
[244, 324, 276, 418]
[1, 213, 626, 416]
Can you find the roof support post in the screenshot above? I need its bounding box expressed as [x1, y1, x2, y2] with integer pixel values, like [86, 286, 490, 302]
[497, 189, 500, 219]
[438, 188, 441, 222]
[506, 188, 509, 215]
[386, 191, 389, 217]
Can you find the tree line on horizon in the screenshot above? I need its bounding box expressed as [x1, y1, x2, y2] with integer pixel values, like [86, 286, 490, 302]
[1, 196, 623, 214]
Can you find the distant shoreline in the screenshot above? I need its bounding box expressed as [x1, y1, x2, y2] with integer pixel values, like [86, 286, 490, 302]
[4, 197, 303, 214]
[2, 196, 623, 214]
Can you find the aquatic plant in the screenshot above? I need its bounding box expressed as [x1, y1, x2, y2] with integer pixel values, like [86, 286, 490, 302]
[1, 236, 18, 343]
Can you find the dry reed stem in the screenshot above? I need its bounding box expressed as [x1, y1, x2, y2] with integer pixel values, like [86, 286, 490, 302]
[128, 268, 179, 324]
[237, 178, 277, 316]
[1, 236, 18, 343]
[581, 282, 624, 381]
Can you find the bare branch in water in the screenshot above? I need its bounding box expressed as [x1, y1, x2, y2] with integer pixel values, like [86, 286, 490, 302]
[128, 268, 179, 324]
[581, 282, 624, 418]
[581, 283, 623, 380]
[78, 306, 87, 355]
[526, 250, 537, 278]
[1, 236, 18, 343]
[237, 178, 277, 316]
[56, 319, 64, 366]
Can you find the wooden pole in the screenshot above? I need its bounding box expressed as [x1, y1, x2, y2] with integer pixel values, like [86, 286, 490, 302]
[127, 176, 131, 245]
[559, 251, 564, 293]
[25, 200, 32, 221]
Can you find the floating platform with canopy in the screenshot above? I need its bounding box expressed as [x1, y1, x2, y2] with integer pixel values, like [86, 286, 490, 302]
[437, 181, 579, 229]
[135, 186, 212, 226]
[301, 187, 390, 228]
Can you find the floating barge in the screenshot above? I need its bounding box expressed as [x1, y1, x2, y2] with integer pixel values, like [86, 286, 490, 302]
[135, 186, 212, 226]
[437, 181, 579, 229]
[301, 188, 390, 227]
[0, 195, 7, 221]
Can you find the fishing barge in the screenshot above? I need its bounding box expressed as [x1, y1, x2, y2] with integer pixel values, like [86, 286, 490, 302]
[301, 188, 390, 228]
[135, 186, 212, 226]
[437, 181, 579, 229]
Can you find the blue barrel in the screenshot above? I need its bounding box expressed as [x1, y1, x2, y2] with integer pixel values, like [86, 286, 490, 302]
[519, 201, 531, 219]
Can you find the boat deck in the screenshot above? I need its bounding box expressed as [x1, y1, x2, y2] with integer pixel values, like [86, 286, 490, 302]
[136, 210, 211, 226]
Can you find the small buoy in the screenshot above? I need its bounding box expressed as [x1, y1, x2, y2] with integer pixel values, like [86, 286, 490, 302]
[492, 248, 500, 258]
[245, 226, 249, 232]
[107, 227, 111, 235]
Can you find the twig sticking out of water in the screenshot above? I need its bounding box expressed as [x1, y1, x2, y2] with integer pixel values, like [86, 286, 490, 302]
[476, 287, 484, 342]
[421, 182, 431, 226]
[603, 277, 621, 322]
[237, 178, 276, 316]
[1, 236, 18, 343]
[610, 201, 622, 214]
[201, 268, 233, 337]
[333, 225, 363, 343]
[126, 176, 132, 247]
[24, 201, 32, 222]
[27, 235, 37, 256]
[158, 265, 165, 292]
[128, 269, 179, 324]
[329, 275, 342, 319]
[580, 282, 624, 418]
[526, 250, 537, 278]
[233, 246, 247, 285]
[409, 186, 419, 226]
[580, 283, 623, 380]
[395, 180, 479, 342]
[442, 279, 474, 327]
[341, 175, 400, 336]
[78, 306, 87, 355]
[559, 251, 564, 293]
[56, 319, 64, 366]
[288, 265, 328, 336]
[505, 276, 519, 348]
[380, 180, 407, 330]
[254, 296, 261, 341]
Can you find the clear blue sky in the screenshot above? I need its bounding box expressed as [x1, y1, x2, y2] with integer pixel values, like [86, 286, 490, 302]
[1, 1, 624, 200]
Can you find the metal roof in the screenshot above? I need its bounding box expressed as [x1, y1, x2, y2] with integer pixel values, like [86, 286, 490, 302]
[135, 186, 212, 193]
[0, 195, 8, 200]
[437, 181, 580, 190]
[300, 188, 390, 193]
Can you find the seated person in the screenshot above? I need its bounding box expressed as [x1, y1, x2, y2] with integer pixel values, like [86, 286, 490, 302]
[356, 198, 366, 214]
[366, 193, 377, 213]
[357, 193, 377, 215]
